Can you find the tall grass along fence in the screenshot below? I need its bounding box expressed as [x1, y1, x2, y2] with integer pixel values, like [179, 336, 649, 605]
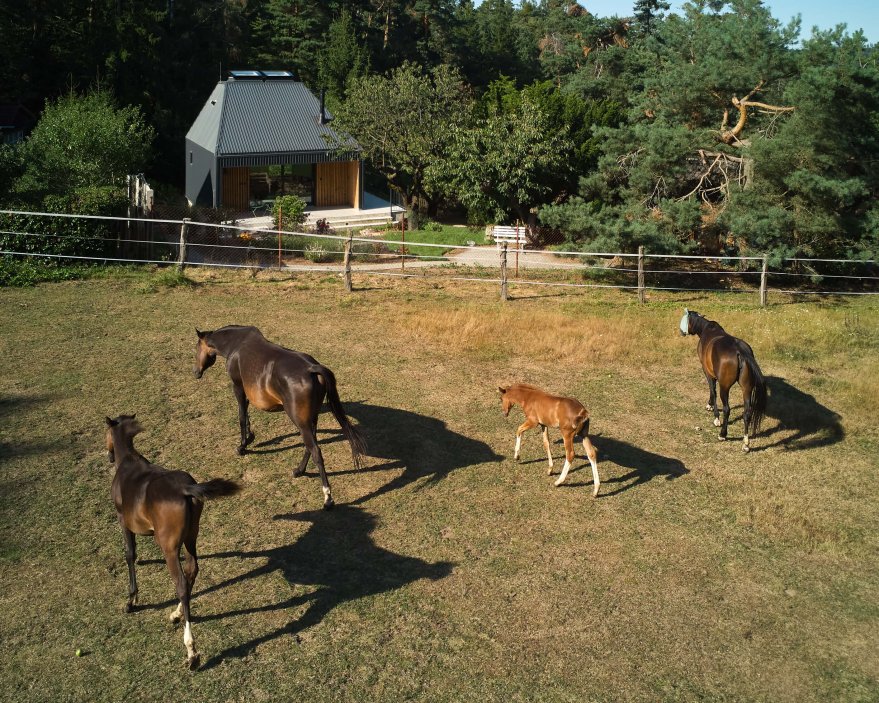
[1, 209, 876, 303]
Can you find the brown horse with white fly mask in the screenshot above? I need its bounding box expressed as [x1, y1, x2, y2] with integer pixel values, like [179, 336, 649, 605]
[499, 383, 600, 496]
[105, 414, 240, 669]
[193, 325, 367, 510]
[680, 309, 767, 451]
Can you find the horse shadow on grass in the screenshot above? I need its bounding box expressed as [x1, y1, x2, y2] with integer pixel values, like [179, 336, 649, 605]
[330, 401, 503, 505]
[193, 505, 453, 669]
[247, 430, 346, 456]
[757, 375, 844, 452]
[0, 393, 66, 461]
[241, 402, 501, 506]
[521, 435, 689, 497]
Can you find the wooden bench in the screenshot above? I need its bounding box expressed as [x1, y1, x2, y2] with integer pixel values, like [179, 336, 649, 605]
[491, 225, 529, 249]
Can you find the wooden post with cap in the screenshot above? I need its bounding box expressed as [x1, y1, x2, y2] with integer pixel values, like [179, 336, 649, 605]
[178, 218, 189, 271]
[637, 246, 645, 303]
[760, 255, 768, 307]
[343, 232, 353, 292]
[500, 243, 508, 301]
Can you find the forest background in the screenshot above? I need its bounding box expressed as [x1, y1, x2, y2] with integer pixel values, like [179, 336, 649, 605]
[1, 0, 877, 261]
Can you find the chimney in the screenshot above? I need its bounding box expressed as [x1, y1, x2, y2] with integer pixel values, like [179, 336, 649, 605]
[319, 88, 327, 125]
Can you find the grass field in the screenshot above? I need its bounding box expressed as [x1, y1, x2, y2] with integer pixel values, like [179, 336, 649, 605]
[383, 223, 484, 255]
[1, 268, 877, 702]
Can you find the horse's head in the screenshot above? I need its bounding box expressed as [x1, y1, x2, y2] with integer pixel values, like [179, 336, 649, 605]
[194, 329, 217, 379]
[104, 414, 142, 463]
[680, 308, 694, 336]
[680, 309, 708, 337]
[498, 387, 513, 416]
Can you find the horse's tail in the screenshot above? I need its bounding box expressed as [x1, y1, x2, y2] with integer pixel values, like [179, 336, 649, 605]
[311, 364, 368, 469]
[573, 408, 590, 439]
[182, 478, 242, 501]
[737, 343, 767, 437]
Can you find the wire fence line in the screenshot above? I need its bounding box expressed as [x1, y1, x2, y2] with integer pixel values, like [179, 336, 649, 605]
[1, 209, 876, 302]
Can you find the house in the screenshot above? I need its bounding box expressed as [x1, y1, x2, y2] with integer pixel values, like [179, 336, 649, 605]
[0, 104, 36, 145]
[185, 70, 362, 212]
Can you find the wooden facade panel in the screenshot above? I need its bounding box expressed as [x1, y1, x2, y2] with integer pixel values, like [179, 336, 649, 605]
[221, 167, 250, 210]
[316, 161, 359, 207]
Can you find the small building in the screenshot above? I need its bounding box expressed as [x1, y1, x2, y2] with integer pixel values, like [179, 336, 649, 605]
[0, 104, 36, 145]
[185, 71, 362, 211]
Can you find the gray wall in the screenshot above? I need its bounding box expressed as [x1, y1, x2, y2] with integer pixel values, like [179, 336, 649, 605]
[185, 141, 217, 207]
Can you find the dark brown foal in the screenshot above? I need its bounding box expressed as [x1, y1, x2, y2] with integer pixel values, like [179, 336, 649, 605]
[499, 383, 600, 497]
[193, 325, 367, 510]
[105, 415, 240, 669]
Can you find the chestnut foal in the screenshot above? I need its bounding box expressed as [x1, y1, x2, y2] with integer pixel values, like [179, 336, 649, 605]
[499, 384, 600, 497]
[105, 415, 240, 669]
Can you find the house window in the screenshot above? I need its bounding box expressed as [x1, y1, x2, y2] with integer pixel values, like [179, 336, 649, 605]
[189, 152, 193, 164]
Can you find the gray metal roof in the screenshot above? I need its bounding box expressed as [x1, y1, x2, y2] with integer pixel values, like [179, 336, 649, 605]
[186, 79, 357, 158]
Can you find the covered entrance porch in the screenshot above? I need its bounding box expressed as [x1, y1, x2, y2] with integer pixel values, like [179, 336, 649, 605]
[221, 160, 362, 212]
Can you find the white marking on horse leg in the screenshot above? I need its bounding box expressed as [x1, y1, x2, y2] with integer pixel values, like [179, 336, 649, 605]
[706, 403, 713, 411]
[183, 620, 198, 666]
[554, 459, 571, 486]
[322, 485, 332, 503]
[169, 602, 183, 623]
[514, 435, 521, 460]
[713, 417, 722, 427]
[742, 434, 750, 453]
[589, 458, 600, 498]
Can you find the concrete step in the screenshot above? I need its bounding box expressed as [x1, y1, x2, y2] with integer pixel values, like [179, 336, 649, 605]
[305, 213, 400, 230]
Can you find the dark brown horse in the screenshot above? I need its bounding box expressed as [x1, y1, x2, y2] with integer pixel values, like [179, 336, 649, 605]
[680, 309, 768, 451]
[105, 414, 240, 669]
[499, 383, 600, 496]
[193, 325, 367, 509]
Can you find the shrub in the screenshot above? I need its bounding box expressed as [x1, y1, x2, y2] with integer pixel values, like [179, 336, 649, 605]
[0, 256, 98, 287]
[313, 218, 334, 234]
[0, 186, 127, 260]
[272, 195, 308, 230]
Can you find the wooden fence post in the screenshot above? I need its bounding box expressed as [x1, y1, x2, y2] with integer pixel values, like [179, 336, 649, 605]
[515, 221, 520, 278]
[637, 245, 645, 303]
[343, 232, 353, 292]
[500, 242, 508, 301]
[401, 214, 406, 272]
[760, 255, 768, 307]
[277, 208, 282, 270]
[177, 218, 189, 271]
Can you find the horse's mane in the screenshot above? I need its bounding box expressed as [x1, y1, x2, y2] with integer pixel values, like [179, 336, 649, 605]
[690, 311, 725, 334]
[217, 324, 262, 333]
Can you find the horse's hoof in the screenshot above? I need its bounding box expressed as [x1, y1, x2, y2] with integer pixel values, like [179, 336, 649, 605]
[186, 653, 200, 670]
[323, 499, 335, 511]
[705, 404, 713, 411]
[236, 446, 246, 456]
[293, 469, 305, 478]
[742, 444, 751, 453]
[713, 418, 722, 427]
[718, 434, 727, 441]
[122, 602, 135, 614]
[246, 431, 255, 444]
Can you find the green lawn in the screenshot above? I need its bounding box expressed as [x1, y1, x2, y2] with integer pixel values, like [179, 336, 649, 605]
[0, 268, 877, 702]
[382, 223, 485, 256]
